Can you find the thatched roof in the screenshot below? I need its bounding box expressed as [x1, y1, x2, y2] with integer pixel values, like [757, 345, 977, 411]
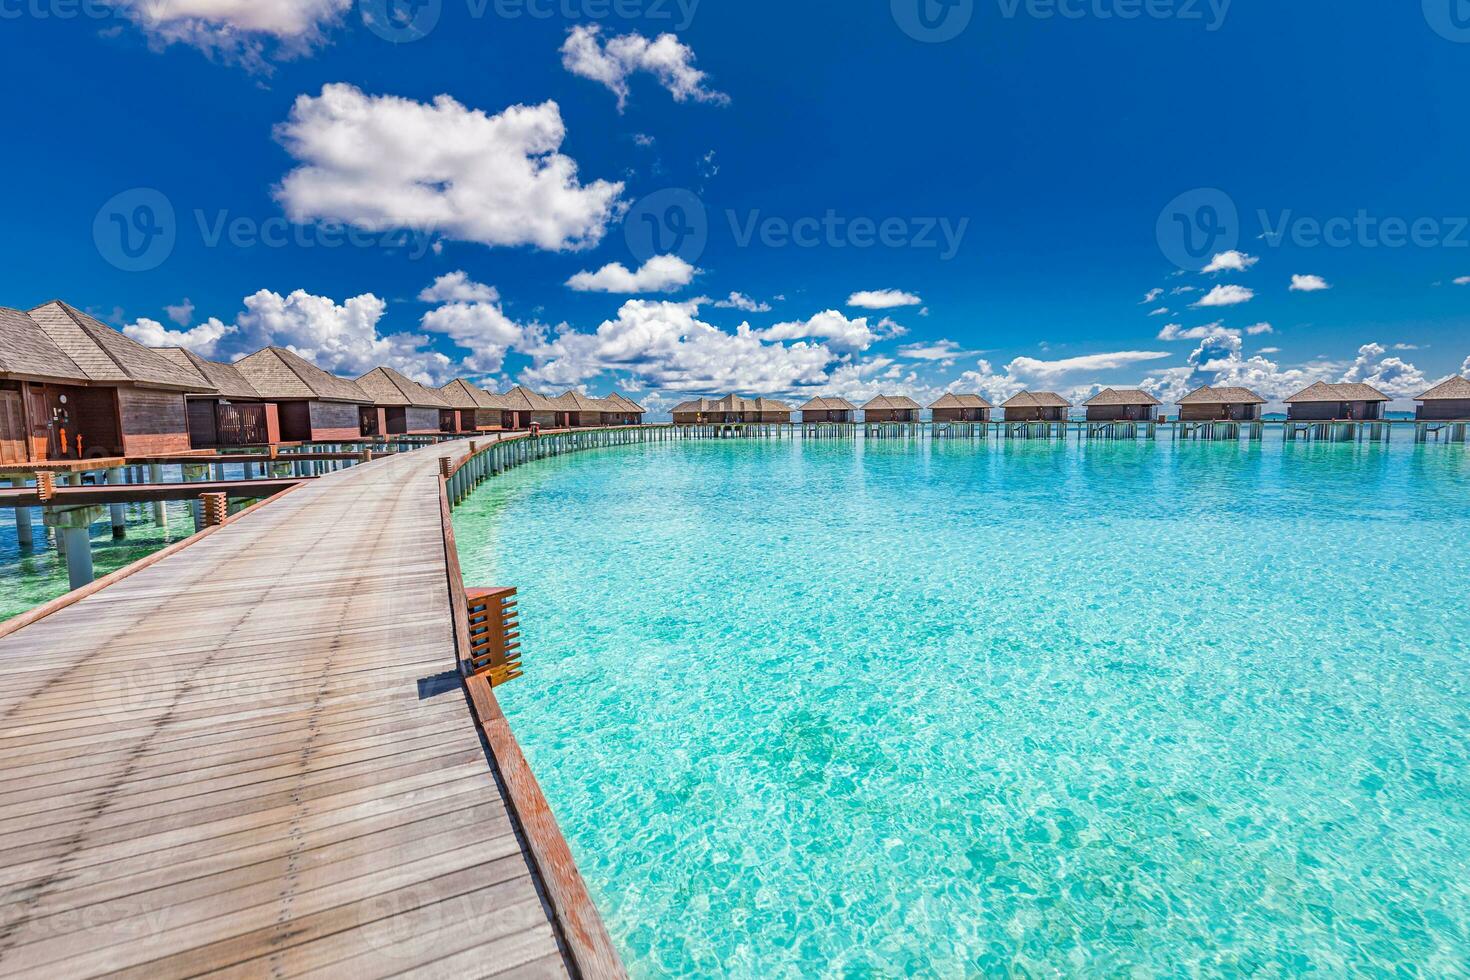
[26, 300, 212, 392]
[928, 392, 993, 410]
[1285, 381, 1389, 403]
[552, 389, 608, 413]
[862, 394, 921, 410]
[438, 378, 502, 410]
[1417, 376, 1470, 401]
[356, 366, 450, 409]
[499, 386, 559, 412]
[1083, 388, 1161, 407]
[799, 396, 857, 411]
[605, 391, 645, 414]
[156, 348, 262, 400]
[0, 306, 89, 383]
[1177, 385, 1266, 405]
[671, 394, 792, 414]
[234, 347, 370, 403]
[1001, 390, 1071, 408]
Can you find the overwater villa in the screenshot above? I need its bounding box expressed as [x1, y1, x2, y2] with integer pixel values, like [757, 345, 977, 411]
[1001, 390, 1071, 422]
[499, 385, 561, 429]
[0, 301, 207, 463]
[156, 347, 277, 448]
[671, 395, 794, 424]
[438, 378, 505, 433]
[602, 391, 647, 426]
[1285, 382, 1390, 421]
[356, 366, 452, 437]
[551, 389, 614, 428]
[1083, 388, 1161, 422]
[1176, 385, 1267, 421]
[233, 346, 372, 442]
[928, 392, 992, 423]
[799, 396, 857, 423]
[1414, 376, 1470, 420]
[862, 394, 922, 423]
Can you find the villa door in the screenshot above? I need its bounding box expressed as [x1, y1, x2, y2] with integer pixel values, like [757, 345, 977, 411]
[0, 388, 25, 464]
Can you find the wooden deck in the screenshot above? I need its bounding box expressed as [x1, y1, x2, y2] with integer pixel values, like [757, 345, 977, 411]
[0, 439, 577, 978]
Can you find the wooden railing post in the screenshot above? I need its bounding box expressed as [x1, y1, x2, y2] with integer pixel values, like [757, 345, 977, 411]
[462, 587, 522, 686]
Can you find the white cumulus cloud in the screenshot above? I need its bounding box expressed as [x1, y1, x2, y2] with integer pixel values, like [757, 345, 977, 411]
[1202, 250, 1259, 274]
[560, 25, 729, 112]
[1290, 274, 1332, 292]
[418, 271, 500, 304]
[103, 0, 350, 70]
[1193, 284, 1255, 307]
[123, 316, 235, 357]
[712, 292, 772, 313]
[847, 289, 922, 310]
[565, 255, 698, 293]
[759, 310, 901, 354]
[274, 84, 625, 252]
[1142, 288, 1164, 304]
[1341, 343, 1427, 398]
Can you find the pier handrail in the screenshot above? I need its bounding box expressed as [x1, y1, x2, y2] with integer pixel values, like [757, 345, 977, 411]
[435, 430, 628, 980]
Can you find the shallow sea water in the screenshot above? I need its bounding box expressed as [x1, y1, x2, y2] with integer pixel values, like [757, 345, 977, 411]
[453, 435, 1470, 976]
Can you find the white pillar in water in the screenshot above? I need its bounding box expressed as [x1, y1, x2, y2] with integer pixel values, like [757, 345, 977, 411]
[9, 477, 33, 548]
[62, 525, 93, 589]
[149, 464, 166, 527]
[106, 467, 127, 539]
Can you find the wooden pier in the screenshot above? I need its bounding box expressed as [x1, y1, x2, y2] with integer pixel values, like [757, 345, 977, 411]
[0, 436, 623, 979]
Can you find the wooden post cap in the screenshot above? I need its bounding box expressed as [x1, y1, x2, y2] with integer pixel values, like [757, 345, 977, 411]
[36, 472, 57, 501]
[201, 492, 229, 528]
[439, 457, 452, 479]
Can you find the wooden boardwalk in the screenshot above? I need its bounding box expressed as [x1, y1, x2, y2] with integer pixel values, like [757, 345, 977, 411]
[0, 439, 576, 978]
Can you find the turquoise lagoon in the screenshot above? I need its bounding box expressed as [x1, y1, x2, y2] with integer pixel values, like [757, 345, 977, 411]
[453, 436, 1470, 975]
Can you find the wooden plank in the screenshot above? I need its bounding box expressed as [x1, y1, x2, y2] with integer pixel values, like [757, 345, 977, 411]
[0, 439, 581, 978]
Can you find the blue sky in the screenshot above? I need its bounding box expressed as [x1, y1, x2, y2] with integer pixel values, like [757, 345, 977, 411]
[2, 0, 1468, 414]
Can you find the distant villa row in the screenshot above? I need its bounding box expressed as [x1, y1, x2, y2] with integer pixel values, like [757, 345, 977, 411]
[0, 300, 643, 466]
[673, 380, 1470, 425]
[4, 299, 1469, 467]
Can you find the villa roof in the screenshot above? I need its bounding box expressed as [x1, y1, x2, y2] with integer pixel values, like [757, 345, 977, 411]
[605, 391, 645, 414]
[928, 392, 993, 410]
[0, 306, 89, 383]
[356, 366, 451, 409]
[1285, 381, 1390, 403]
[552, 389, 608, 412]
[500, 386, 559, 412]
[155, 348, 262, 400]
[1177, 385, 1266, 405]
[1416, 376, 1470, 401]
[234, 347, 371, 403]
[1083, 388, 1161, 407]
[1001, 390, 1071, 408]
[26, 300, 213, 392]
[671, 394, 792, 414]
[862, 394, 921, 410]
[799, 396, 857, 411]
[438, 378, 501, 410]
